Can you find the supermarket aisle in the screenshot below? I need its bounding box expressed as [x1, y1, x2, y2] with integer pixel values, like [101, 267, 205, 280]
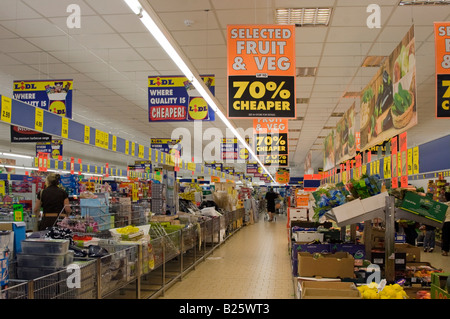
[158, 214, 294, 299]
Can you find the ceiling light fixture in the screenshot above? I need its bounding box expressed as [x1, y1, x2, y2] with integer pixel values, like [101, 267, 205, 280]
[123, 0, 275, 182]
[276, 8, 332, 26]
[0, 152, 34, 159]
[398, 0, 450, 5]
[296, 67, 317, 77]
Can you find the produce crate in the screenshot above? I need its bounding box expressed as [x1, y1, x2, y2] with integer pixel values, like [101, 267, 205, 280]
[399, 192, 448, 223]
[430, 272, 450, 299]
[21, 239, 69, 255]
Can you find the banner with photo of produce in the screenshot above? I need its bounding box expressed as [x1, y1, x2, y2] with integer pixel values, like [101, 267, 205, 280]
[323, 130, 335, 172]
[360, 26, 417, 151]
[335, 103, 356, 164]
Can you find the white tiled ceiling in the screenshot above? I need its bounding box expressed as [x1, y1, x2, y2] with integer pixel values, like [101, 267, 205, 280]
[0, 0, 449, 177]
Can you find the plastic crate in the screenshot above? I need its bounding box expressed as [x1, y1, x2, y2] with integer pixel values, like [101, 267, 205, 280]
[17, 251, 74, 269]
[21, 239, 70, 255]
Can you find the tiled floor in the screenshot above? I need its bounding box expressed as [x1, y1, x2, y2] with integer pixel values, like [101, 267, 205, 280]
[158, 214, 295, 299]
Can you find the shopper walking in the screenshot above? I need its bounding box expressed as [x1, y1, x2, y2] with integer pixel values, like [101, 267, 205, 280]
[265, 187, 280, 222]
[441, 192, 450, 256]
[422, 224, 436, 253]
[34, 173, 72, 231]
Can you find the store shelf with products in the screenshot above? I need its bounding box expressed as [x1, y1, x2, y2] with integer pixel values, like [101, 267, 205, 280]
[1, 200, 247, 299]
[290, 167, 449, 299]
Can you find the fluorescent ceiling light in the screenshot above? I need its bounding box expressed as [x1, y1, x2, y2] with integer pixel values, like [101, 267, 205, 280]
[1, 165, 39, 171]
[0, 152, 34, 159]
[276, 8, 332, 26]
[399, 0, 450, 5]
[123, 0, 275, 182]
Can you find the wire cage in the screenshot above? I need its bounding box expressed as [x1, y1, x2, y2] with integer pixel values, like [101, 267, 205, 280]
[30, 258, 97, 299]
[56, 204, 114, 234]
[1, 279, 29, 299]
[97, 242, 138, 298]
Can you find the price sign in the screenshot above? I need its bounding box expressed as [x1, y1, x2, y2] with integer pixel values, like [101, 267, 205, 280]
[112, 135, 117, 152]
[35, 108, 44, 131]
[260, 154, 288, 167]
[84, 126, 90, 144]
[434, 22, 450, 118]
[131, 142, 136, 156]
[61, 117, 69, 138]
[255, 133, 288, 156]
[138, 145, 144, 158]
[125, 140, 129, 155]
[1, 96, 12, 123]
[227, 25, 296, 119]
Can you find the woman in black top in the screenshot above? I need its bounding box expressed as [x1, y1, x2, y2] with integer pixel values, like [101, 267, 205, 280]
[34, 173, 71, 231]
[265, 187, 280, 222]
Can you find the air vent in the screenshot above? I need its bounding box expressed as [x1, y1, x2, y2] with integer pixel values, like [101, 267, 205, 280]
[296, 98, 310, 104]
[276, 8, 332, 26]
[317, 136, 326, 138]
[323, 126, 335, 129]
[361, 56, 387, 67]
[330, 112, 344, 117]
[296, 68, 317, 77]
[288, 129, 302, 132]
[296, 116, 305, 121]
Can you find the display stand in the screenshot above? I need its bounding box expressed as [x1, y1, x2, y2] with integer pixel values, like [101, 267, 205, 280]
[328, 194, 445, 283]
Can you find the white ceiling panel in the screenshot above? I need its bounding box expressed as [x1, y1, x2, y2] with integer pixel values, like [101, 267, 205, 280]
[22, 0, 97, 17]
[0, 0, 448, 174]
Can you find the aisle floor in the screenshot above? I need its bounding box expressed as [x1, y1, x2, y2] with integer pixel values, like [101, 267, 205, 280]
[158, 214, 295, 299]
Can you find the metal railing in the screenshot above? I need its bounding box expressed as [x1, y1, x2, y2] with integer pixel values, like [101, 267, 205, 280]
[2, 209, 246, 299]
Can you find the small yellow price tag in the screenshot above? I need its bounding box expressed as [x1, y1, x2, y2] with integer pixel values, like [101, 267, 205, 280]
[112, 135, 117, 152]
[35, 108, 44, 131]
[1, 96, 12, 123]
[84, 126, 90, 144]
[61, 117, 69, 138]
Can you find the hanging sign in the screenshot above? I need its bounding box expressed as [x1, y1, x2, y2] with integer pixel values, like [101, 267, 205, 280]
[434, 22, 450, 118]
[148, 75, 215, 122]
[253, 118, 288, 167]
[360, 26, 417, 150]
[227, 25, 296, 118]
[13, 79, 73, 118]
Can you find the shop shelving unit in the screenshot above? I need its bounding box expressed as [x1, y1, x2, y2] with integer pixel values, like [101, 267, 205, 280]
[2, 208, 246, 299]
[325, 193, 443, 282]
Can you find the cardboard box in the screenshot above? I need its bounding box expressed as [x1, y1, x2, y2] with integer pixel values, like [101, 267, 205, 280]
[295, 277, 341, 299]
[395, 243, 421, 262]
[290, 208, 308, 221]
[300, 281, 362, 299]
[332, 244, 366, 260]
[430, 272, 450, 299]
[360, 191, 389, 212]
[331, 199, 365, 224]
[293, 231, 324, 243]
[293, 243, 331, 257]
[399, 192, 448, 223]
[297, 252, 355, 279]
[371, 251, 407, 270]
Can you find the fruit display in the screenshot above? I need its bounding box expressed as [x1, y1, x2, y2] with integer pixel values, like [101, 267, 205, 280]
[115, 225, 144, 241]
[311, 174, 382, 221]
[358, 282, 408, 299]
